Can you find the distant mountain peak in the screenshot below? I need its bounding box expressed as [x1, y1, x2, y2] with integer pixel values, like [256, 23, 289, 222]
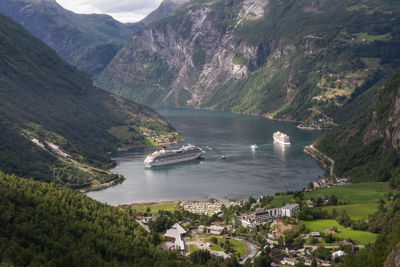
[141, 0, 190, 25]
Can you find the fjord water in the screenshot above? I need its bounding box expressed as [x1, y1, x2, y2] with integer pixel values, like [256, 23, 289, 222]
[87, 108, 324, 205]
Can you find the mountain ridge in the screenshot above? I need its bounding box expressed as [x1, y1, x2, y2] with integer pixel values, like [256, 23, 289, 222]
[97, 0, 400, 126]
[0, 0, 142, 77]
[0, 13, 180, 188]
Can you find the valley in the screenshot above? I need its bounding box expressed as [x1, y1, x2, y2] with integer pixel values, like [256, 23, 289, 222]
[1, 0, 400, 266]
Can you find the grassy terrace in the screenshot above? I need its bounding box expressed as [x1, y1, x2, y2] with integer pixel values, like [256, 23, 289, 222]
[198, 235, 249, 259]
[270, 183, 391, 219]
[304, 220, 378, 244]
[127, 201, 179, 215]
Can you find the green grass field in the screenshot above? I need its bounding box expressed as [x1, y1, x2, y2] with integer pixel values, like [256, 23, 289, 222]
[202, 236, 248, 258]
[189, 244, 199, 253]
[322, 203, 378, 220]
[269, 194, 294, 208]
[130, 201, 179, 214]
[304, 220, 377, 244]
[304, 183, 389, 204]
[269, 183, 390, 219]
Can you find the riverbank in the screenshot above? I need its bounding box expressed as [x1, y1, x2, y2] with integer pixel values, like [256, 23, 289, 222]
[79, 175, 125, 193]
[117, 201, 180, 214]
[304, 144, 335, 177]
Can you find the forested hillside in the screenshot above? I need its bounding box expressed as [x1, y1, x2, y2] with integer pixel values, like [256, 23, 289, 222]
[0, 172, 183, 266]
[0, 0, 141, 77]
[0, 13, 180, 188]
[315, 69, 400, 187]
[97, 0, 400, 126]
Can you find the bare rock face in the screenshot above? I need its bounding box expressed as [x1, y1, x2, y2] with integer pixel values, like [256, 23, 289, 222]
[97, 0, 270, 107]
[364, 71, 400, 151]
[384, 241, 400, 267]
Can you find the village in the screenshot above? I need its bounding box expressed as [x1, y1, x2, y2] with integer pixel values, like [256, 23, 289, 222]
[129, 176, 373, 266]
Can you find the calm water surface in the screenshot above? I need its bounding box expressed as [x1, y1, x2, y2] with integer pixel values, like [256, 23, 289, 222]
[87, 108, 324, 204]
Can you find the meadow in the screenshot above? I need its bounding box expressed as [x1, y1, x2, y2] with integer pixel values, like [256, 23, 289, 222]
[304, 219, 378, 244]
[128, 201, 179, 214]
[270, 182, 390, 219]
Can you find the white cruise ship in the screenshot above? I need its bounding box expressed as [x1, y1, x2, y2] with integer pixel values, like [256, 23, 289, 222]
[273, 131, 290, 145]
[144, 144, 203, 167]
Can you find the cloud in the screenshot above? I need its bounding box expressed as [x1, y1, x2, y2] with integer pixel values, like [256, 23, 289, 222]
[56, 0, 162, 22]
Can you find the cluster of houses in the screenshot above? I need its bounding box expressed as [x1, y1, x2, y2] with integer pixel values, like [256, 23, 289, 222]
[311, 177, 349, 189]
[270, 246, 348, 266]
[180, 201, 222, 216]
[238, 203, 300, 228]
[142, 131, 177, 144]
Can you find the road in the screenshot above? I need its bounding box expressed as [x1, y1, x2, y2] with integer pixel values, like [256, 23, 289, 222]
[236, 238, 259, 265]
[308, 144, 335, 177]
[136, 219, 150, 233]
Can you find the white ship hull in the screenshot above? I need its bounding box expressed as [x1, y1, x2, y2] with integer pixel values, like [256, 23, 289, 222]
[144, 151, 202, 167]
[273, 136, 291, 145]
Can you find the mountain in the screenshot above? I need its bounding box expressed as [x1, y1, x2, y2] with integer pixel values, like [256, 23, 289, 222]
[0, 172, 182, 265]
[141, 0, 190, 25]
[0, 0, 142, 78]
[315, 69, 400, 187]
[97, 0, 400, 125]
[0, 13, 180, 188]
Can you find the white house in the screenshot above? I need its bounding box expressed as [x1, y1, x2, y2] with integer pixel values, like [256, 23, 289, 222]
[332, 250, 346, 258]
[281, 257, 299, 266]
[310, 231, 321, 237]
[281, 203, 300, 217]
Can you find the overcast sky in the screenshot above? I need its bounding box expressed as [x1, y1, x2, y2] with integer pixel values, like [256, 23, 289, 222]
[56, 0, 163, 23]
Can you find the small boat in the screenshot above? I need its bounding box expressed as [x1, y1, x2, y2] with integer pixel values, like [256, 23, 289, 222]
[250, 144, 259, 150]
[206, 146, 213, 150]
[221, 155, 226, 160]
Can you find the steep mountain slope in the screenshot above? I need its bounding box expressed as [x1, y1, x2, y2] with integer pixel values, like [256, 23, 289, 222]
[0, 13, 180, 188]
[141, 0, 190, 25]
[0, 0, 141, 77]
[97, 0, 400, 125]
[315, 69, 400, 187]
[0, 172, 183, 266]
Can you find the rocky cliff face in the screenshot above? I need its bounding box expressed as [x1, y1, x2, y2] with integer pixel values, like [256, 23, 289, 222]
[0, 0, 139, 77]
[97, 0, 269, 106]
[97, 0, 400, 124]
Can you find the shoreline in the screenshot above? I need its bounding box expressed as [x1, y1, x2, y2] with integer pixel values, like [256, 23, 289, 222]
[116, 200, 179, 208]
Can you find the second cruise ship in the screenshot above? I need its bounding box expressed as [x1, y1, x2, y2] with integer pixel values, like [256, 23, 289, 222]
[273, 131, 291, 145]
[144, 144, 203, 167]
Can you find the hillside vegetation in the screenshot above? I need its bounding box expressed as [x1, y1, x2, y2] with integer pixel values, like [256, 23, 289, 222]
[97, 0, 400, 125]
[315, 69, 400, 187]
[0, 13, 180, 188]
[0, 172, 183, 266]
[0, 0, 142, 77]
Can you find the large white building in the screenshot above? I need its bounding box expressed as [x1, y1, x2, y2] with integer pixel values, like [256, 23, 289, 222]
[239, 204, 300, 227]
[281, 203, 300, 217]
[163, 223, 187, 251]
